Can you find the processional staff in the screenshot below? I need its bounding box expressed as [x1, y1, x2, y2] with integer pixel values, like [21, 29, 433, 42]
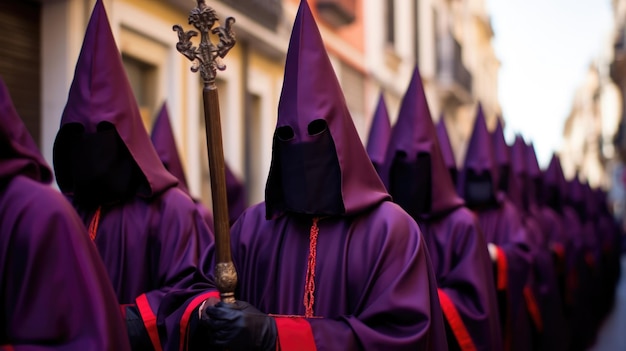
[173, 0, 237, 304]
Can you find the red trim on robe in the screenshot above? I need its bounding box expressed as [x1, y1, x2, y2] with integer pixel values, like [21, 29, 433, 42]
[136, 293, 163, 351]
[179, 290, 220, 351]
[272, 315, 317, 351]
[0, 346, 14, 351]
[523, 286, 543, 333]
[585, 252, 595, 268]
[437, 289, 477, 351]
[495, 246, 508, 291]
[552, 243, 565, 263]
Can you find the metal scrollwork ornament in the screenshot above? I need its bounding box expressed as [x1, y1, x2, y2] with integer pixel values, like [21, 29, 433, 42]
[173, 0, 236, 89]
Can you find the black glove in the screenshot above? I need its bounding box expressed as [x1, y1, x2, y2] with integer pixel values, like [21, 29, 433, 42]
[124, 305, 155, 351]
[201, 301, 277, 351]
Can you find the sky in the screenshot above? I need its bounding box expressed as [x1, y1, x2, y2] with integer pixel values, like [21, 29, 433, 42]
[486, 0, 614, 167]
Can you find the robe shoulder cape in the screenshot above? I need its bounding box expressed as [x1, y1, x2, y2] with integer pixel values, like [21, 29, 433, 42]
[418, 206, 502, 350]
[73, 187, 212, 350]
[225, 201, 448, 351]
[0, 175, 131, 351]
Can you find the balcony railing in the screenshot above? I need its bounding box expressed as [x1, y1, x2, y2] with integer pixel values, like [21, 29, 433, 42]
[217, 0, 282, 30]
[437, 31, 473, 102]
[316, 0, 356, 27]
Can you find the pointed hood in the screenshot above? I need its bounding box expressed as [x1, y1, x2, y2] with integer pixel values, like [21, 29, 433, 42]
[526, 142, 541, 179]
[491, 118, 510, 168]
[510, 135, 527, 177]
[436, 116, 456, 172]
[458, 103, 499, 198]
[54, 0, 176, 197]
[150, 102, 189, 195]
[366, 93, 391, 171]
[265, 0, 389, 218]
[383, 67, 463, 218]
[526, 142, 543, 206]
[224, 164, 247, 225]
[0, 77, 52, 183]
[543, 154, 565, 192]
[543, 154, 565, 211]
[510, 135, 531, 209]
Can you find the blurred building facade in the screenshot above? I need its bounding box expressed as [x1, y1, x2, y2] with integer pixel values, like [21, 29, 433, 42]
[560, 63, 620, 188]
[0, 0, 500, 209]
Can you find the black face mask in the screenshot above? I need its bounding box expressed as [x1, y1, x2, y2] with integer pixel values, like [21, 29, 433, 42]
[275, 119, 344, 215]
[390, 152, 431, 218]
[67, 123, 139, 208]
[465, 170, 496, 208]
[497, 165, 510, 193]
[545, 185, 561, 211]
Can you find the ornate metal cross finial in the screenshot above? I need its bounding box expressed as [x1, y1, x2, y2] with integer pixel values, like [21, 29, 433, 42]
[173, 0, 236, 89]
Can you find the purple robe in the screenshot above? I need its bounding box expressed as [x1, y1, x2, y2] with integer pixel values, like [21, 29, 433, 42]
[151, 102, 215, 230]
[513, 139, 568, 351]
[161, 2, 448, 350]
[224, 163, 247, 225]
[458, 105, 531, 350]
[383, 67, 501, 350]
[51, 2, 213, 349]
[365, 93, 391, 178]
[0, 78, 131, 350]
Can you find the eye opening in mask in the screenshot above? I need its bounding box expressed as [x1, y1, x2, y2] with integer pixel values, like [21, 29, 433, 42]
[307, 119, 328, 136]
[97, 121, 116, 132]
[277, 126, 294, 141]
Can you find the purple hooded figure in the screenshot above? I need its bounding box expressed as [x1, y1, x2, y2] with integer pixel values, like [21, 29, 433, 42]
[382, 67, 501, 351]
[593, 188, 621, 320]
[51, 1, 215, 350]
[436, 116, 458, 186]
[491, 119, 513, 194]
[151, 103, 247, 227]
[151, 102, 215, 232]
[365, 92, 391, 178]
[565, 177, 604, 350]
[512, 138, 569, 351]
[0, 78, 131, 351]
[188, 2, 449, 350]
[224, 162, 247, 225]
[458, 104, 531, 351]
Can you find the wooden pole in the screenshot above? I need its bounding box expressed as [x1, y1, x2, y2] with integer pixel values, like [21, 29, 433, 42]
[173, 0, 237, 303]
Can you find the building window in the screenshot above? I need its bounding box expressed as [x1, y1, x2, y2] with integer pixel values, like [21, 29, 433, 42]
[341, 63, 365, 134]
[245, 93, 262, 204]
[414, 2, 419, 65]
[386, 0, 395, 45]
[122, 54, 157, 130]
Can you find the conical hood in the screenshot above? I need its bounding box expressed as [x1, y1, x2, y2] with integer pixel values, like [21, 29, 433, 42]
[224, 164, 247, 225]
[544, 154, 565, 192]
[265, 0, 389, 218]
[55, 0, 176, 197]
[526, 142, 541, 179]
[150, 102, 189, 195]
[366, 92, 391, 171]
[491, 118, 510, 167]
[510, 135, 527, 177]
[510, 135, 531, 209]
[436, 116, 456, 172]
[543, 153, 566, 211]
[383, 67, 463, 217]
[0, 77, 52, 183]
[458, 103, 498, 198]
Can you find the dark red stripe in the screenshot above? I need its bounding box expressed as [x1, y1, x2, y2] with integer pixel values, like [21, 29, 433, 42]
[437, 289, 477, 351]
[136, 293, 163, 351]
